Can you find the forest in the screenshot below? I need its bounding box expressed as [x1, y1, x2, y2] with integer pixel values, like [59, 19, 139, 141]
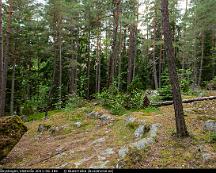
[0, 0, 216, 169]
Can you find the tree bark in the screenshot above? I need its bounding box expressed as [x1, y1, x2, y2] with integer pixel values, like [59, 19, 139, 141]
[95, 29, 101, 93]
[108, 0, 121, 86]
[198, 32, 204, 87]
[0, 0, 4, 116]
[10, 61, 15, 115]
[127, 24, 137, 86]
[68, 27, 79, 96]
[161, 0, 188, 137]
[153, 16, 158, 89]
[3, 0, 13, 114]
[86, 30, 91, 98]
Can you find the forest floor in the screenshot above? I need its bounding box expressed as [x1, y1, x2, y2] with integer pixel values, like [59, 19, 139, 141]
[0, 92, 216, 168]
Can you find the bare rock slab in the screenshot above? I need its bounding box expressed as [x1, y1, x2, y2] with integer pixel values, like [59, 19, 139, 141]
[0, 116, 27, 161]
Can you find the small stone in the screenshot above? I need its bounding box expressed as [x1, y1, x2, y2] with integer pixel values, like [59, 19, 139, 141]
[74, 122, 82, 128]
[118, 146, 129, 158]
[98, 155, 106, 161]
[134, 125, 145, 138]
[99, 114, 112, 123]
[203, 120, 216, 132]
[49, 126, 60, 134]
[37, 124, 51, 133]
[55, 146, 64, 153]
[20, 115, 28, 122]
[101, 148, 114, 157]
[125, 116, 136, 125]
[87, 111, 103, 118]
[202, 153, 213, 162]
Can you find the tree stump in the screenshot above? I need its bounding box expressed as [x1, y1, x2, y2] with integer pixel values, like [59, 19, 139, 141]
[143, 96, 150, 108]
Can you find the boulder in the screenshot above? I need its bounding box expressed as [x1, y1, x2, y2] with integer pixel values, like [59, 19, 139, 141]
[134, 125, 145, 138]
[74, 121, 82, 128]
[38, 124, 51, 133]
[99, 114, 112, 123]
[87, 111, 103, 119]
[0, 116, 27, 161]
[20, 115, 28, 122]
[203, 120, 216, 132]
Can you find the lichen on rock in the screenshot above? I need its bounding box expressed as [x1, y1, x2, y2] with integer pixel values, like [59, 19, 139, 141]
[0, 116, 27, 161]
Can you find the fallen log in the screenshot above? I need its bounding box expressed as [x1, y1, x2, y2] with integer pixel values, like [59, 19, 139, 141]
[152, 96, 216, 107]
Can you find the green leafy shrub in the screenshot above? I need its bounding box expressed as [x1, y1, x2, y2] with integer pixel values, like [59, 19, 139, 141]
[96, 86, 126, 115]
[158, 85, 173, 101]
[21, 85, 49, 115]
[64, 95, 87, 112]
[125, 90, 144, 109]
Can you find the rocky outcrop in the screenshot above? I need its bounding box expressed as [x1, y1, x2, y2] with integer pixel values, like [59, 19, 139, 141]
[0, 116, 27, 161]
[118, 123, 161, 159]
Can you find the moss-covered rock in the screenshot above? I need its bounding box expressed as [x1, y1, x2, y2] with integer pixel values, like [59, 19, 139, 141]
[0, 116, 27, 161]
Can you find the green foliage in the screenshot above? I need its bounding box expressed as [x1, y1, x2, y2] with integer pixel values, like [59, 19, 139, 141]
[21, 85, 49, 115]
[158, 85, 173, 101]
[125, 90, 144, 109]
[158, 69, 173, 101]
[209, 132, 216, 143]
[96, 86, 147, 114]
[96, 86, 126, 115]
[64, 95, 87, 112]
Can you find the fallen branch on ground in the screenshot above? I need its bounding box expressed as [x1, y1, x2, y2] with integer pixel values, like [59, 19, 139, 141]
[152, 96, 216, 107]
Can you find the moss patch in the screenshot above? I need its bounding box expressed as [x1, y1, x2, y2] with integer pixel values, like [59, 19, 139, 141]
[0, 116, 27, 161]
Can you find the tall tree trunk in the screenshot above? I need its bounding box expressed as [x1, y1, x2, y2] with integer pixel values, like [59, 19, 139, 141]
[182, 0, 188, 72]
[159, 43, 163, 88]
[59, 41, 62, 105]
[117, 14, 123, 90]
[198, 33, 204, 87]
[127, 24, 137, 87]
[161, 0, 188, 137]
[3, 0, 13, 114]
[49, 4, 62, 105]
[153, 17, 158, 89]
[0, 0, 4, 116]
[212, 32, 216, 77]
[108, 0, 120, 86]
[68, 28, 79, 96]
[96, 29, 101, 93]
[86, 30, 91, 98]
[10, 60, 15, 115]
